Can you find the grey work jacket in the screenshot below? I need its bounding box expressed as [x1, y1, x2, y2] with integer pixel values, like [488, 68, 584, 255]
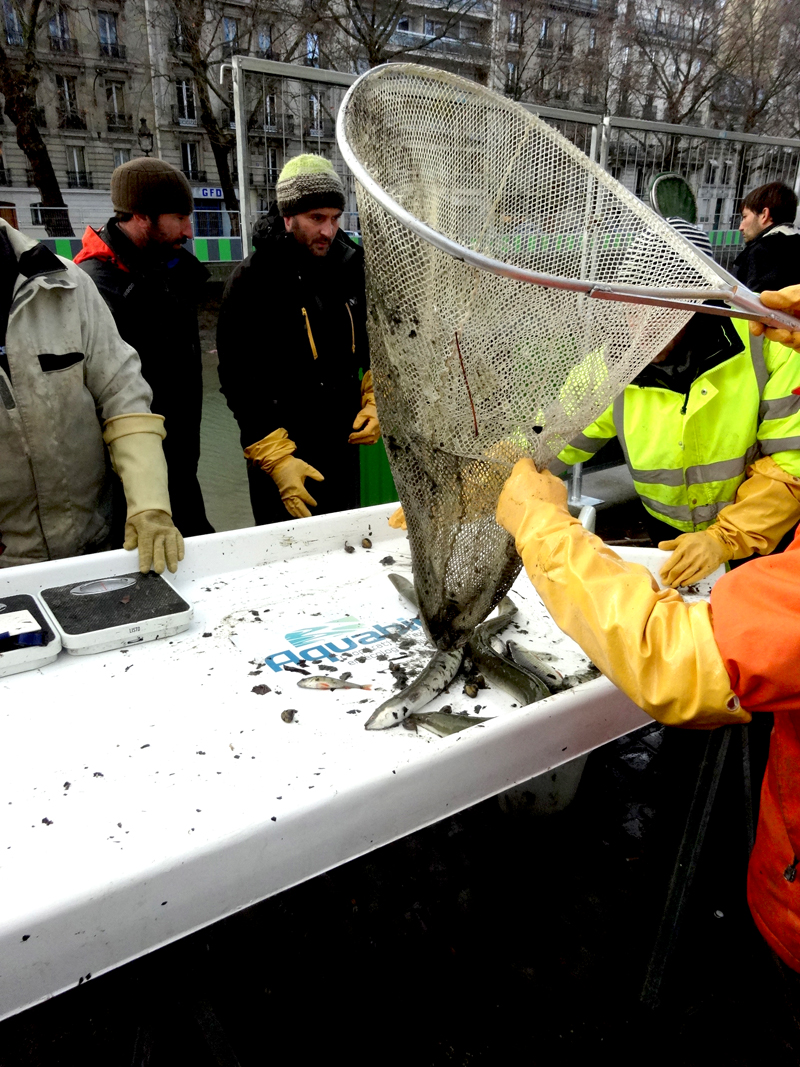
[0, 223, 152, 567]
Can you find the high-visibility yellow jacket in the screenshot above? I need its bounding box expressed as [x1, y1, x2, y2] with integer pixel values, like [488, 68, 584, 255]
[554, 319, 800, 533]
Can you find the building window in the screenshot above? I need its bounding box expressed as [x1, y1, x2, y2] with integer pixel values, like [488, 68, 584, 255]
[258, 25, 272, 58]
[589, 27, 597, 50]
[508, 11, 521, 42]
[397, 15, 409, 31]
[308, 90, 322, 133]
[181, 141, 201, 180]
[424, 18, 444, 36]
[560, 20, 570, 49]
[98, 10, 123, 58]
[222, 16, 238, 57]
[113, 147, 130, 169]
[56, 73, 84, 128]
[106, 81, 125, 116]
[264, 91, 277, 129]
[539, 18, 551, 48]
[66, 144, 91, 187]
[306, 32, 319, 66]
[4, 0, 22, 45]
[266, 146, 278, 183]
[49, 7, 74, 52]
[176, 79, 197, 125]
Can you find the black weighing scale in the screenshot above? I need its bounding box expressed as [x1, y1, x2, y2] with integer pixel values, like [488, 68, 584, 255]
[40, 572, 193, 655]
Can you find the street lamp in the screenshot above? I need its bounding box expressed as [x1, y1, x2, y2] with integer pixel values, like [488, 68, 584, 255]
[137, 118, 154, 157]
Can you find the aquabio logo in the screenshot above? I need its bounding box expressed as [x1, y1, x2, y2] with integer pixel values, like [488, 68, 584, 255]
[263, 613, 422, 672]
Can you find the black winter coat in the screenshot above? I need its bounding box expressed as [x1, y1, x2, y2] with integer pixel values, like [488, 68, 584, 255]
[217, 216, 369, 521]
[77, 220, 213, 536]
[733, 224, 800, 293]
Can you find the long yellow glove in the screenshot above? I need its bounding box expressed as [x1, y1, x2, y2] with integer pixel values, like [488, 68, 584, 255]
[750, 284, 800, 352]
[349, 369, 380, 446]
[659, 456, 800, 587]
[103, 413, 184, 574]
[496, 459, 749, 728]
[244, 428, 325, 519]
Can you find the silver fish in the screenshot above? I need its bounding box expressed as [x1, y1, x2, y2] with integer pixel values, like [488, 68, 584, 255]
[505, 640, 564, 689]
[298, 676, 372, 691]
[364, 648, 463, 730]
[388, 572, 419, 609]
[411, 711, 493, 737]
[467, 598, 550, 706]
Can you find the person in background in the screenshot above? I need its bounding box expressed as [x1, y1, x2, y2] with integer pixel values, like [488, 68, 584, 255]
[494, 281, 800, 976]
[217, 154, 378, 524]
[0, 219, 182, 574]
[75, 158, 213, 537]
[734, 182, 800, 293]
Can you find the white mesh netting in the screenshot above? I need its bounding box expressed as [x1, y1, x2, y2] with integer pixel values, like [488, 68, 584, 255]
[337, 63, 727, 649]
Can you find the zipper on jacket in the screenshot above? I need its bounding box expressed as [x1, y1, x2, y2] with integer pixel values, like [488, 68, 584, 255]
[345, 302, 355, 354]
[301, 308, 318, 360]
[784, 855, 799, 882]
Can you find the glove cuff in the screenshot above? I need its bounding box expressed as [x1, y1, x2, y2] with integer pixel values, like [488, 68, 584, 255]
[105, 421, 171, 520]
[244, 428, 297, 474]
[103, 412, 166, 445]
[360, 369, 376, 408]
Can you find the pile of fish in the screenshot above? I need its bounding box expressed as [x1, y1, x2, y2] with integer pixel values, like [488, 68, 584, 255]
[362, 573, 565, 734]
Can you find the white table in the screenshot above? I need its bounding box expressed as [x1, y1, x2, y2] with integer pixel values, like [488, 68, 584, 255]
[0, 504, 651, 1021]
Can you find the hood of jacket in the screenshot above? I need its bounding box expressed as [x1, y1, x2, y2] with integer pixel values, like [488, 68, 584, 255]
[74, 224, 129, 272]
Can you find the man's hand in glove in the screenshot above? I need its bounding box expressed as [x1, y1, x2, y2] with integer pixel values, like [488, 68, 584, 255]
[750, 284, 800, 353]
[496, 459, 568, 540]
[348, 403, 380, 446]
[658, 531, 730, 588]
[272, 455, 324, 519]
[124, 510, 185, 575]
[388, 505, 407, 530]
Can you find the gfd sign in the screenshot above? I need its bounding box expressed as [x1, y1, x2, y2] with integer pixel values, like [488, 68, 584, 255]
[198, 188, 223, 198]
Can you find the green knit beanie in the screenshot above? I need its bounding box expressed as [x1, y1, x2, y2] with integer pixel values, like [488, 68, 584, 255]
[276, 154, 345, 217]
[111, 158, 194, 217]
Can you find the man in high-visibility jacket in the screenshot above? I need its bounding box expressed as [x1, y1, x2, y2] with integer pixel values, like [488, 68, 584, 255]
[552, 309, 800, 588]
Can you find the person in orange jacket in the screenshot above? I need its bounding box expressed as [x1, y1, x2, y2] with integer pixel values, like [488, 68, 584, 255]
[496, 286, 800, 973]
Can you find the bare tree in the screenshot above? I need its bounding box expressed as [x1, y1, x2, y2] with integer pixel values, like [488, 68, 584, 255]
[0, 0, 73, 235]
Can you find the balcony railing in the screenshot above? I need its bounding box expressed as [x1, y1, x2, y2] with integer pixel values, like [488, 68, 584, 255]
[106, 111, 133, 132]
[304, 121, 335, 139]
[0, 168, 12, 186]
[538, 37, 554, 50]
[247, 112, 294, 136]
[172, 105, 199, 127]
[99, 40, 127, 60]
[221, 39, 239, 59]
[170, 35, 190, 54]
[49, 35, 79, 54]
[26, 167, 36, 186]
[32, 107, 46, 127]
[67, 170, 93, 189]
[221, 108, 236, 129]
[57, 108, 87, 130]
[182, 168, 207, 183]
[389, 29, 490, 60]
[250, 171, 278, 188]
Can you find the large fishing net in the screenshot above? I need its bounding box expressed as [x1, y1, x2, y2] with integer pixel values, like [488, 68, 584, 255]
[335, 64, 750, 650]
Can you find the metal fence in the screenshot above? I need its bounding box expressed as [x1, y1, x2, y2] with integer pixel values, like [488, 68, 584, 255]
[229, 57, 800, 269]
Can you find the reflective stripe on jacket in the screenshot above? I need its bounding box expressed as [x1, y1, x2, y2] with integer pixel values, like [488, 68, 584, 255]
[556, 320, 800, 533]
[0, 222, 152, 566]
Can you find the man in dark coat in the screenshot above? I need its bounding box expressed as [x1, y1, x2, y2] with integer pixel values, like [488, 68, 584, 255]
[733, 182, 800, 293]
[217, 154, 378, 525]
[75, 158, 213, 537]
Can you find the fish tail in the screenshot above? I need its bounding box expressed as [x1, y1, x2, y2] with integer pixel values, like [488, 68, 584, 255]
[361, 684, 372, 690]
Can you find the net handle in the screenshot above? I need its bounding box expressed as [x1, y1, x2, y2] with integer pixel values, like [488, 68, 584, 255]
[335, 74, 799, 334]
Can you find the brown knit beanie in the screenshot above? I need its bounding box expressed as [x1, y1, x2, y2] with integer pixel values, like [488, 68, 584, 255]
[111, 158, 194, 216]
[276, 154, 345, 217]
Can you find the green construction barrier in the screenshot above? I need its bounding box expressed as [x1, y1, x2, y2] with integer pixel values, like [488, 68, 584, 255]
[360, 438, 397, 507]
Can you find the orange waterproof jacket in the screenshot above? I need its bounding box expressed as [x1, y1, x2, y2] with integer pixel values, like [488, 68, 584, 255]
[711, 528, 800, 970]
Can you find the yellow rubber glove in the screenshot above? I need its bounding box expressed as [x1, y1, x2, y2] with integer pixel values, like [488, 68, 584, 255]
[388, 505, 407, 530]
[660, 457, 800, 587]
[658, 532, 731, 588]
[243, 428, 324, 519]
[750, 284, 800, 352]
[349, 369, 380, 445]
[124, 510, 184, 575]
[103, 413, 184, 574]
[270, 455, 324, 519]
[494, 459, 568, 539]
[496, 459, 749, 728]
